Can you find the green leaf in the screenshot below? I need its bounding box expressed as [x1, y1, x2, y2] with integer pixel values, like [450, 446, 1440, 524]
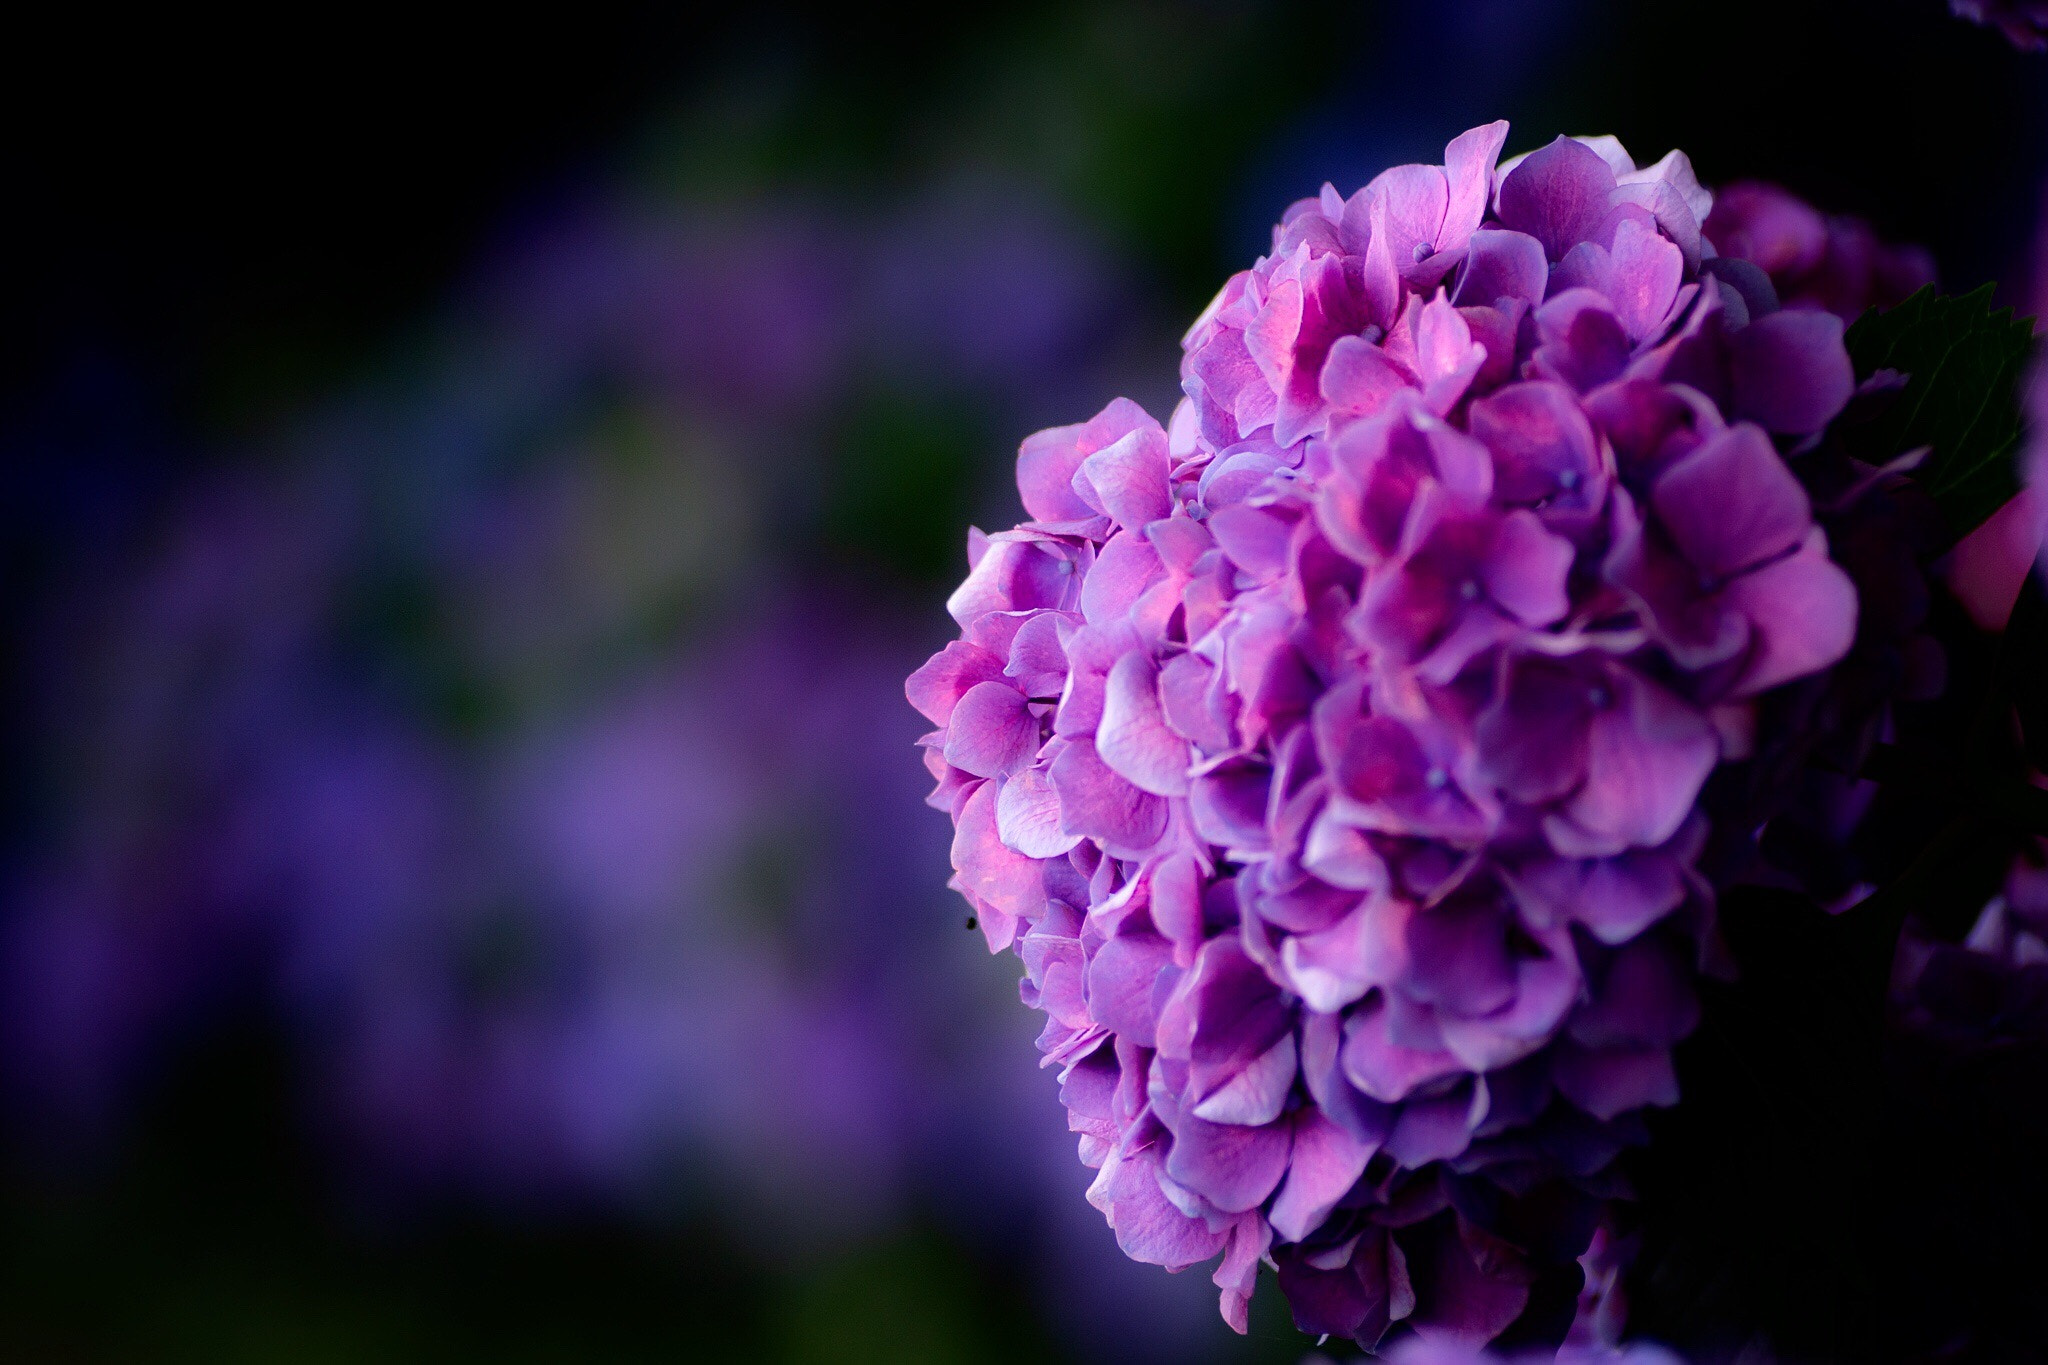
[1841, 284, 2038, 547]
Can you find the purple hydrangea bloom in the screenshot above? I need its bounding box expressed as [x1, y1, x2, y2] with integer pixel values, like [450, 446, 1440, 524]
[1703, 182, 1936, 323]
[913, 123, 1870, 1349]
[1952, 0, 2048, 49]
[1362, 1338, 1684, 1365]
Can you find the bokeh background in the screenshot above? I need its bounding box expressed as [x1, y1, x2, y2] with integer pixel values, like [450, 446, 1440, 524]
[2, 4, 2044, 1361]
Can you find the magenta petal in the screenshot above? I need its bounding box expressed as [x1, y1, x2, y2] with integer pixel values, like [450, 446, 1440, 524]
[1564, 672, 1717, 852]
[1496, 135, 1619, 261]
[1269, 1108, 1375, 1243]
[906, 640, 1007, 725]
[1097, 650, 1193, 797]
[1652, 423, 1812, 580]
[995, 764, 1083, 859]
[1454, 228, 1548, 312]
[1321, 334, 1416, 420]
[950, 780, 1047, 925]
[1720, 529, 1858, 696]
[942, 680, 1042, 778]
[1441, 120, 1510, 246]
[1080, 531, 1168, 627]
[1728, 308, 1854, 434]
[1049, 735, 1170, 855]
[1077, 423, 1175, 529]
[1087, 1136, 1230, 1269]
[1163, 1109, 1293, 1214]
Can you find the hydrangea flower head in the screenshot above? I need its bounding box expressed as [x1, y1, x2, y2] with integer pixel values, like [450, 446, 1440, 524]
[911, 123, 1865, 1350]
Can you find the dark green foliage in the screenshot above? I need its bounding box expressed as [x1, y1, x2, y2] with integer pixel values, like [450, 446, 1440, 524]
[1841, 285, 2038, 547]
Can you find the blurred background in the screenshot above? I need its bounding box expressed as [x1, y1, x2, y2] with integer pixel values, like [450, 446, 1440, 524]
[0, 3, 2042, 1361]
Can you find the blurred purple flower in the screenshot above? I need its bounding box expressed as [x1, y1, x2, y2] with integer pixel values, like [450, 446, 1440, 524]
[1952, 0, 2048, 49]
[1704, 182, 1936, 323]
[914, 123, 1879, 1350]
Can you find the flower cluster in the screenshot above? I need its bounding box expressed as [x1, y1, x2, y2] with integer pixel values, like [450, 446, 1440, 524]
[911, 123, 1864, 1348]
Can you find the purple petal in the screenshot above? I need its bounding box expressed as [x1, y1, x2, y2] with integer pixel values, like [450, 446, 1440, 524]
[1563, 671, 1717, 852]
[1602, 216, 1685, 342]
[1454, 228, 1548, 312]
[995, 763, 1083, 859]
[1048, 736, 1169, 856]
[1192, 1030, 1298, 1126]
[1322, 335, 1416, 419]
[1728, 308, 1854, 434]
[1652, 423, 1812, 580]
[942, 680, 1041, 778]
[1088, 929, 1178, 1047]
[1467, 379, 1605, 520]
[1086, 1134, 1231, 1268]
[1080, 530, 1168, 627]
[1269, 1108, 1376, 1243]
[1720, 528, 1858, 696]
[1004, 609, 1075, 698]
[1532, 289, 1631, 392]
[1097, 650, 1193, 797]
[1342, 994, 1465, 1103]
[1496, 135, 1619, 261]
[1075, 423, 1174, 529]
[1551, 1042, 1679, 1120]
[1441, 120, 1510, 246]
[907, 640, 1007, 725]
[950, 780, 1048, 926]
[1162, 1108, 1293, 1214]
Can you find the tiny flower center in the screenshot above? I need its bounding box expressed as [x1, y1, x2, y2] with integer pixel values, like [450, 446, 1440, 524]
[1424, 766, 1449, 790]
[1557, 468, 1580, 491]
[1459, 579, 1481, 601]
[1412, 241, 1432, 264]
[1587, 685, 1612, 709]
[1054, 557, 1075, 575]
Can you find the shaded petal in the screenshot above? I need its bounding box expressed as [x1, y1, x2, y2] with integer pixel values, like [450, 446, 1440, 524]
[950, 780, 1047, 927]
[942, 680, 1041, 778]
[1564, 672, 1717, 851]
[1269, 1108, 1376, 1243]
[1652, 423, 1811, 580]
[1098, 650, 1193, 796]
[907, 640, 1007, 725]
[1453, 228, 1548, 312]
[1496, 135, 1619, 261]
[995, 763, 1083, 858]
[1048, 736, 1170, 855]
[1720, 528, 1858, 696]
[1728, 308, 1854, 434]
[1076, 423, 1175, 529]
[1086, 1134, 1231, 1268]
